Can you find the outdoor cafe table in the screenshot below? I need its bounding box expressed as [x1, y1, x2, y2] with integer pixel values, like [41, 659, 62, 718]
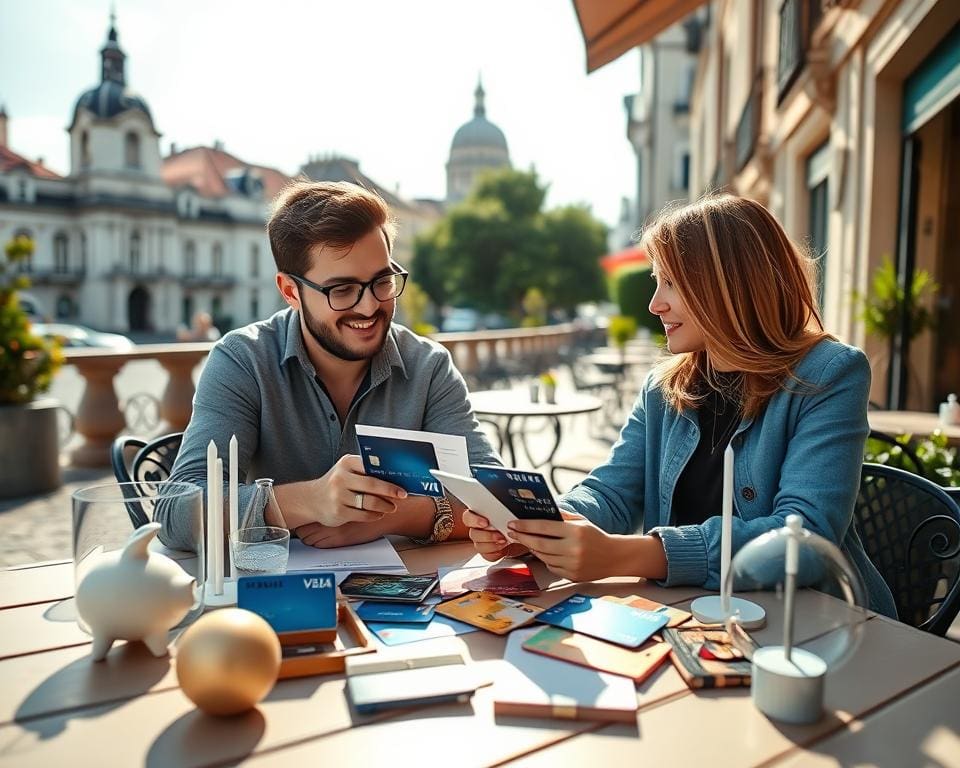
[468, 389, 603, 472]
[868, 409, 960, 446]
[2, 542, 959, 767]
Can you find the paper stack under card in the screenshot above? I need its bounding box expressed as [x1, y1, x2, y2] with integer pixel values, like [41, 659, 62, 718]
[494, 628, 638, 723]
[286, 537, 407, 583]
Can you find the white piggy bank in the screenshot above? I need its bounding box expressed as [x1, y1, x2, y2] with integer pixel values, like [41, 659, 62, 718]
[75, 522, 197, 661]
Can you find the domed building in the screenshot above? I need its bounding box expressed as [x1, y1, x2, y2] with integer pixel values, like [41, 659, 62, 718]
[0, 14, 290, 334]
[446, 80, 511, 204]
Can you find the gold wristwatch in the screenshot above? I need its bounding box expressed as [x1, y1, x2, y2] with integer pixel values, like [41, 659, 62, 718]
[411, 495, 454, 544]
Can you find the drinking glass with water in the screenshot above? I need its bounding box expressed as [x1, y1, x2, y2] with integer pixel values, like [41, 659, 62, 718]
[232, 526, 290, 576]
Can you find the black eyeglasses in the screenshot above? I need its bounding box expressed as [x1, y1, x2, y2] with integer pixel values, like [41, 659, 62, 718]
[287, 270, 409, 311]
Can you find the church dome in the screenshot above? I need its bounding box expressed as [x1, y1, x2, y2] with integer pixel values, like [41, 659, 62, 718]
[68, 14, 156, 132]
[450, 81, 509, 153]
[71, 81, 154, 127]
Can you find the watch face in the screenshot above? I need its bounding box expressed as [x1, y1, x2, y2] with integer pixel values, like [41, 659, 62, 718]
[435, 514, 455, 542]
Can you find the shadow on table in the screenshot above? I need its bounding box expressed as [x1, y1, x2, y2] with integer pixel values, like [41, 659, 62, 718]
[14, 642, 172, 738]
[146, 708, 265, 768]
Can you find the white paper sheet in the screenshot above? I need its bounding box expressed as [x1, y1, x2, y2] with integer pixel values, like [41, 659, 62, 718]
[354, 424, 471, 476]
[286, 536, 407, 582]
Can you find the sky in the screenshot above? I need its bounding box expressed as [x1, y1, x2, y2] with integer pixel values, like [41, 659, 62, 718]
[0, 0, 640, 227]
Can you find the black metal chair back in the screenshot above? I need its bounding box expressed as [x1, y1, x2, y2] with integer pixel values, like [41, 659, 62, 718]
[855, 463, 960, 635]
[110, 433, 184, 528]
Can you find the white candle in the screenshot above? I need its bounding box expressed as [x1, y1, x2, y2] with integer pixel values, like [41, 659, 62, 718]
[206, 439, 217, 593]
[214, 457, 224, 595]
[229, 434, 238, 580]
[783, 515, 802, 661]
[720, 442, 734, 615]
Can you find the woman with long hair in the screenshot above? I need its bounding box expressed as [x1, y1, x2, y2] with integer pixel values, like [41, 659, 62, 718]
[464, 195, 896, 617]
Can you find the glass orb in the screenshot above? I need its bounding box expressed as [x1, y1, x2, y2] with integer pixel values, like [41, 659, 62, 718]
[723, 518, 869, 670]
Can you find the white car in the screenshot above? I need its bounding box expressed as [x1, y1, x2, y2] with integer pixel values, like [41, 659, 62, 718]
[31, 323, 135, 350]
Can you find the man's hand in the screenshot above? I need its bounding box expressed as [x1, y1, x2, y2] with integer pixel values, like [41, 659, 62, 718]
[274, 455, 407, 528]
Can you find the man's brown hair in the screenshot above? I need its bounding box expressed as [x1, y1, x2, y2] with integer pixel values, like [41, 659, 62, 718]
[267, 180, 397, 275]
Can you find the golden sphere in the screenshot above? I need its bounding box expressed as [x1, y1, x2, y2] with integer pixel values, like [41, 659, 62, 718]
[175, 608, 282, 716]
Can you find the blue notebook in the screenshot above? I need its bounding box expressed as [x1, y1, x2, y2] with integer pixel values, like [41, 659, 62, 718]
[536, 594, 668, 648]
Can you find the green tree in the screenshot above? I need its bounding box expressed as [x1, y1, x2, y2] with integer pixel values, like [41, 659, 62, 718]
[412, 169, 606, 318]
[614, 267, 660, 334]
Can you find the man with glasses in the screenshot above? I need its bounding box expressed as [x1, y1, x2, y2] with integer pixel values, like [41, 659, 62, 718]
[164, 181, 500, 550]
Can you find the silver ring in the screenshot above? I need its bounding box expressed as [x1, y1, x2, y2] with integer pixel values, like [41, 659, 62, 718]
[355, 492, 364, 510]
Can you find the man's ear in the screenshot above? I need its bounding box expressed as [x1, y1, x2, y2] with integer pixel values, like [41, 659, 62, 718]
[276, 273, 301, 310]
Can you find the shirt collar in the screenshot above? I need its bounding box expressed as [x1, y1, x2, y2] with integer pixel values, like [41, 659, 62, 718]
[281, 308, 408, 383]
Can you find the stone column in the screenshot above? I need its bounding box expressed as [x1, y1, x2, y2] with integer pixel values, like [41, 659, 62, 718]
[70, 354, 127, 467]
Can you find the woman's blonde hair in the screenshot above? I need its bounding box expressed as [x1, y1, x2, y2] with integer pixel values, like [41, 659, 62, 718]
[641, 195, 831, 419]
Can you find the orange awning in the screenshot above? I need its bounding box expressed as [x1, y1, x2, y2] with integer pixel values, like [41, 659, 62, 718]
[600, 246, 648, 275]
[573, 0, 708, 73]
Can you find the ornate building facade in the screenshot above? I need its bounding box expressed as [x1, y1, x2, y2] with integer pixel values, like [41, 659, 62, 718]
[0, 16, 288, 334]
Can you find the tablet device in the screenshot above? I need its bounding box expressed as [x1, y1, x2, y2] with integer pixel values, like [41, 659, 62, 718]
[430, 466, 563, 536]
[339, 572, 439, 603]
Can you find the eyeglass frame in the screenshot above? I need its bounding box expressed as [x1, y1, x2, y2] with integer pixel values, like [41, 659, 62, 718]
[286, 268, 409, 311]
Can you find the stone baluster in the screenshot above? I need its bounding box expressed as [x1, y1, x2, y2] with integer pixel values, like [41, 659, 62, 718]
[69, 353, 127, 468]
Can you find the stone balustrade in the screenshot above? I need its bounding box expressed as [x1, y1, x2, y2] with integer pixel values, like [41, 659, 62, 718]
[61, 324, 588, 467]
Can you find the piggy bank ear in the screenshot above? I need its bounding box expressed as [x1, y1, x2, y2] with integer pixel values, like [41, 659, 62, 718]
[122, 522, 162, 562]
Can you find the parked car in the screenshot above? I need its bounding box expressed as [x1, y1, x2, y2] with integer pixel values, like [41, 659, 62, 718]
[31, 323, 135, 350]
[17, 292, 48, 322]
[440, 307, 482, 333]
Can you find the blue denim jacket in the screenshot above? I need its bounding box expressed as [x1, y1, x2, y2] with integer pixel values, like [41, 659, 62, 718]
[560, 339, 897, 618]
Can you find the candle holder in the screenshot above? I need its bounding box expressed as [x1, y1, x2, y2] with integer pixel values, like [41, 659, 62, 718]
[724, 515, 868, 724]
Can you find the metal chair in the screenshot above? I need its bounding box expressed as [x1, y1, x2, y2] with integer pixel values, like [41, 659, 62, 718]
[866, 429, 927, 478]
[854, 463, 960, 635]
[110, 432, 184, 527]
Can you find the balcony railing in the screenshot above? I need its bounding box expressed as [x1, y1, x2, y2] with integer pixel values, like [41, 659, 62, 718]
[26, 268, 87, 286]
[735, 73, 763, 173]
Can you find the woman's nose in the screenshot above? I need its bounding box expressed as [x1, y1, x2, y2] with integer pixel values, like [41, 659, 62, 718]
[649, 285, 667, 315]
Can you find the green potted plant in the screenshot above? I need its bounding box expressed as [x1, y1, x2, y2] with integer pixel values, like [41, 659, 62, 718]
[539, 370, 557, 404]
[853, 257, 937, 403]
[607, 314, 637, 361]
[1, 234, 64, 498]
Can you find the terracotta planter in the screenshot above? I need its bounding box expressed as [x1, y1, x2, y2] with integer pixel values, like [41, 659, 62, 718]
[0, 397, 62, 499]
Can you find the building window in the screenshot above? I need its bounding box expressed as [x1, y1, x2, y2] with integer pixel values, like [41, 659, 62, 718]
[81, 131, 91, 168]
[129, 231, 142, 273]
[54, 232, 70, 273]
[184, 241, 196, 276]
[17, 179, 27, 200]
[182, 295, 194, 326]
[212, 243, 223, 276]
[56, 295, 75, 319]
[806, 141, 830, 309]
[211, 295, 222, 322]
[125, 131, 141, 168]
[250, 244, 259, 277]
[250, 289, 259, 320]
[80, 231, 88, 272]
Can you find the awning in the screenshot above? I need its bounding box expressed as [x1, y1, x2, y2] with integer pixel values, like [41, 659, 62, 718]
[573, 0, 708, 73]
[600, 246, 648, 276]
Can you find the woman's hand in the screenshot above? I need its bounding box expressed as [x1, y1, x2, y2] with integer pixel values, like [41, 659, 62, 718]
[505, 511, 624, 583]
[462, 508, 529, 561]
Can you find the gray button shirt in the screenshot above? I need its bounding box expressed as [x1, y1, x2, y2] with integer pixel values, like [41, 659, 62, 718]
[162, 308, 499, 550]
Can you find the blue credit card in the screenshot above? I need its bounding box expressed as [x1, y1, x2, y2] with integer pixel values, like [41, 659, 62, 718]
[356, 433, 443, 497]
[536, 593, 669, 648]
[356, 601, 437, 624]
[470, 465, 563, 521]
[237, 571, 337, 634]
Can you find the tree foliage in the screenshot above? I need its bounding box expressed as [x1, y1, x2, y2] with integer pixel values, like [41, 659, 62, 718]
[412, 169, 607, 317]
[614, 267, 660, 335]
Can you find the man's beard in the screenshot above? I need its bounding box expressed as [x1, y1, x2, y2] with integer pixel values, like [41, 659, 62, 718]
[300, 300, 392, 362]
